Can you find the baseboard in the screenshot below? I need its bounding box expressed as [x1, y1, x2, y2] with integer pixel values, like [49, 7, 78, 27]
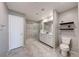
[39, 40, 53, 48]
[70, 50, 79, 57]
[0, 52, 7, 57]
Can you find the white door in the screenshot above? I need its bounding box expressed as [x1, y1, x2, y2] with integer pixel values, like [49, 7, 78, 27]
[9, 14, 24, 50]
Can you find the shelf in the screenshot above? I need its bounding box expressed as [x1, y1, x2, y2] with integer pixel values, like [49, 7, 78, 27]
[60, 28, 74, 30]
[60, 22, 74, 25]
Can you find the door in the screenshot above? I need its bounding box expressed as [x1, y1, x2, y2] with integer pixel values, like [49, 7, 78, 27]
[9, 14, 24, 50]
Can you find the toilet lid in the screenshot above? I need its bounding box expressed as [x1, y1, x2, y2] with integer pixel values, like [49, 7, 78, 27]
[60, 44, 69, 49]
[61, 37, 71, 45]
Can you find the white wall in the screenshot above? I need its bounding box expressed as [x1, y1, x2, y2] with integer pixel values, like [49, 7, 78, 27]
[53, 10, 59, 47]
[58, 7, 79, 56]
[78, 3, 79, 53]
[0, 3, 8, 56]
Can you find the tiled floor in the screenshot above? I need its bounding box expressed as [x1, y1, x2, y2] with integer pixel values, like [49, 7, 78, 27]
[7, 38, 62, 57]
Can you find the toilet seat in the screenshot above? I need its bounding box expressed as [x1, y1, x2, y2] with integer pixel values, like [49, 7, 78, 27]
[60, 44, 69, 51]
[59, 37, 71, 56]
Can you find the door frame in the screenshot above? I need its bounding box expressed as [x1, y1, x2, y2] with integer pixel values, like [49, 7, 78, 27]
[8, 13, 25, 51]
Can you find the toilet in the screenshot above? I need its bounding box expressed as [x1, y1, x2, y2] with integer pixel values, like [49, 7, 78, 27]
[60, 37, 71, 57]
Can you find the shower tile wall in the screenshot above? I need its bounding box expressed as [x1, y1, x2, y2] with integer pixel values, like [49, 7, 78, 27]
[25, 21, 40, 40]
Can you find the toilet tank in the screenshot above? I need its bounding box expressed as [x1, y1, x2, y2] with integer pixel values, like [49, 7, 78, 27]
[62, 37, 71, 45]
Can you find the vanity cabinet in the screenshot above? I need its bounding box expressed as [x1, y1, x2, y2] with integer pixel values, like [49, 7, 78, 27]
[40, 33, 55, 48]
[39, 10, 58, 48]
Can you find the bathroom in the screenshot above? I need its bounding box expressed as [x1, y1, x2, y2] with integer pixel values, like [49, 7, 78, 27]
[38, 3, 78, 56]
[0, 2, 79, 57]
[24, 2, 79, 57]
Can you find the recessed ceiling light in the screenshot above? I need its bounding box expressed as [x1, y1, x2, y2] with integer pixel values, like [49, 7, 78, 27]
[41, 8, 45, 11]
[36, 13, 39, 15]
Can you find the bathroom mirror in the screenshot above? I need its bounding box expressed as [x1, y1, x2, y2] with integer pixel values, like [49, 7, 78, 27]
[40, 18, 53, 34]
[43, 21, 53, 33]
[40, 12, 53, 34]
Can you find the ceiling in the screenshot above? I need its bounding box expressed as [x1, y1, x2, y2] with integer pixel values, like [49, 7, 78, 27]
[6, 2, 77, 21]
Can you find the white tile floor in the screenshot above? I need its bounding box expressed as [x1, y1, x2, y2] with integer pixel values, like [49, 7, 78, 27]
[7, 38, 62, 57]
